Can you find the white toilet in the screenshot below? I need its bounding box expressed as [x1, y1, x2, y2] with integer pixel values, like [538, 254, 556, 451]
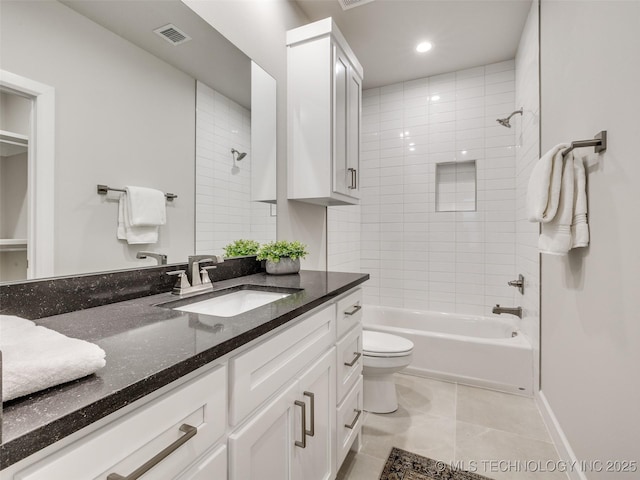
[362, 330, 414, 413]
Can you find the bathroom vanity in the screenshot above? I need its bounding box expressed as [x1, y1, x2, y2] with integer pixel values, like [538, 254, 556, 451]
[0, 267, 367, 479]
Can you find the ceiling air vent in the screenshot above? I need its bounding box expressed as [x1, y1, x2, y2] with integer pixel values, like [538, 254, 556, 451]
[338, 0, 375, 10]
[153, 24, 191, 46]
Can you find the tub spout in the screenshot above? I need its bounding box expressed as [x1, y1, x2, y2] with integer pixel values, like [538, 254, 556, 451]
[492, 304, 522, 319]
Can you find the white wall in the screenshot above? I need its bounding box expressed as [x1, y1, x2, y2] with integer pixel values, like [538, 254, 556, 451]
[181, 1, 331, 269]
[0, 1, 195, 275]
[195, 81, 275, 256]
[515, 0, 540, 390]
[357, 62, 519, 315]
[540, 1, 640, 476]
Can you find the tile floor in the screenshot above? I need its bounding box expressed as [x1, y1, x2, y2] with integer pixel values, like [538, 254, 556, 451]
[337, 374, 568, 480]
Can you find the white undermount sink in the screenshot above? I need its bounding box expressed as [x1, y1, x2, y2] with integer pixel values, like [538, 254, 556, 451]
[174, 290, 291, 317]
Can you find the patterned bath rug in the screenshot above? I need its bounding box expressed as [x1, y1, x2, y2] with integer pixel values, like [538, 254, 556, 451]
[379, 447, 491, 480]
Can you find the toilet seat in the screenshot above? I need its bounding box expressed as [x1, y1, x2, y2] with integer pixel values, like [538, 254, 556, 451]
[363, 330, 413, 357]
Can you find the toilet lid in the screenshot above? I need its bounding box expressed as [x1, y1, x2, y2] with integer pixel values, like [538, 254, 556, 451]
[363, 330, 413, 356]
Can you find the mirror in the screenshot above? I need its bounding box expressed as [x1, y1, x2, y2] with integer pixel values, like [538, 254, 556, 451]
[0, 0, 276, 282]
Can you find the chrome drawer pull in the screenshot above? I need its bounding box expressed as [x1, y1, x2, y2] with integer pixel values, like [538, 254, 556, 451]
[344, 304, 362, 316]
[294, 400, 307, 448]
[303, 391, 315, 437]
[107, 423, 197, 480]
[344, 352, 362, 367]
[345, 409, 362, 430]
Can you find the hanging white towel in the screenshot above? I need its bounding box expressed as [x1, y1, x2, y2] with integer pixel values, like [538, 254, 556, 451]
[1, 315, 106, 402]
[571, 154, 589, 248]
[539, 151, 575, 255]
[526, 143, 569, 223]
[117, 195, 159, 244]
[125, 186, 166, 226]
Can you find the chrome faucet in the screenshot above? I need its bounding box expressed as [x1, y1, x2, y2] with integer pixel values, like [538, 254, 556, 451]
[492, 304, 522, 319]
[167, 255, 224, 296]
[136, 251, 167, 265]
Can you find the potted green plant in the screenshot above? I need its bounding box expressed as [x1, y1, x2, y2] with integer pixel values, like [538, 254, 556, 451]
[256, 240, 308, 275]
[223, 239, 260, 258]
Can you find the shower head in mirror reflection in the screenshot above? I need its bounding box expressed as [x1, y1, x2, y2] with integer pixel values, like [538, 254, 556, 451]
[496, 108, 523, 128]
[231, 148, 247, 161]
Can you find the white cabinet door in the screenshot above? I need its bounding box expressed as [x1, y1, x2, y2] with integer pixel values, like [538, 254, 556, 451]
[228, 382, 298, 480]
[333, 46, 350, 197]
[347, 65, 361, 199]
[292, 348, 336, 480]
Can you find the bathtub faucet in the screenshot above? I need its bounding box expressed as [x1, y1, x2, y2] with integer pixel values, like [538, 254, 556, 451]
[492, 304, 522, 319]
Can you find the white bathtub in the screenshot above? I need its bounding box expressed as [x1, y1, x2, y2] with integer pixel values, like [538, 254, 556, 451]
[363, 305, 533, 395]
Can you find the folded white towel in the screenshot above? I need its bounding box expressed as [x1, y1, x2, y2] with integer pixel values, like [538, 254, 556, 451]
[571, 154, 589, 248]
[125, 186, 166, 227]
[526, 143, 570, 223]
[1, 315, 106, 402]
[539, 151, 575, 255]
[117, 195, 159, 244]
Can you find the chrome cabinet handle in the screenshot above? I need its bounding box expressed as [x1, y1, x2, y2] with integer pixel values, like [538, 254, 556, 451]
[344, 304, 362, 316]
[347, 168, 357, 189]
[294, 400, 307, 448]
[345, 409, 362, 430]
[303, 391, 315, 437]
[344, 352, 362, 367]
[107, 424, 197, 480]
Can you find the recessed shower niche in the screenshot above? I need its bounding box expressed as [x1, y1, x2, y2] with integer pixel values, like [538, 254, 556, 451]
[435, 160, 477, 212]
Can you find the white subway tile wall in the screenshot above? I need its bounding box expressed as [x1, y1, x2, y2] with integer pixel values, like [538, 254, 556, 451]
[195, 82, 275, 256]
[327, 205, 361, 273]
[515, 1, 540, 389]
[328, 61, 522, 315]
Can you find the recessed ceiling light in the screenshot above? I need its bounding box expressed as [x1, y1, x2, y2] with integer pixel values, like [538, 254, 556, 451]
[431, 95, 440, 102]
[416, 41, 433, 53]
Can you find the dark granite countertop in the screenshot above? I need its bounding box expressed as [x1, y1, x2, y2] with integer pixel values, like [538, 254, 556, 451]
[0, 270, 368, 469]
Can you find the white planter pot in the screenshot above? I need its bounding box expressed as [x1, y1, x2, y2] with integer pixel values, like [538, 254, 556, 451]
[265, 257, 300, 275]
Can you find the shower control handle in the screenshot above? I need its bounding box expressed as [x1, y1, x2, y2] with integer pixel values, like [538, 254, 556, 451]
[507, 274, 525, 295]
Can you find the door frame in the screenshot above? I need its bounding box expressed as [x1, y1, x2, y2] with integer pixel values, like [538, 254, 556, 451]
[0, 69, 55, 278]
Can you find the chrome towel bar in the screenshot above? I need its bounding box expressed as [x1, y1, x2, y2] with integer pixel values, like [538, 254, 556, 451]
[562, 131, 607, 157]
[97, 184, 177, 201]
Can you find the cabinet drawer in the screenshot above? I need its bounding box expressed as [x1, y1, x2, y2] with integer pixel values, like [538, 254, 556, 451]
[336, 325, 362, 404]
[15, 366, 227, 480]
[336, 288, 362, 339]
[177, 444, 227, 480]
[336, 376, 363, 469]
[229, 305, 336, 425]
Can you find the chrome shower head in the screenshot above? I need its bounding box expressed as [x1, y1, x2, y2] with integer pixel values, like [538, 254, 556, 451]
[496, 108, 523, 128]
[231, 148, 247, 161]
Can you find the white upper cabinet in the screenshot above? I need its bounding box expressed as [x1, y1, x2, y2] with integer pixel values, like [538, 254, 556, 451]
[287, 18, 363, 206]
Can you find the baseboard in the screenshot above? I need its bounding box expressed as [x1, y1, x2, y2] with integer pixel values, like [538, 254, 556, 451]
[535, 390, 587, 480]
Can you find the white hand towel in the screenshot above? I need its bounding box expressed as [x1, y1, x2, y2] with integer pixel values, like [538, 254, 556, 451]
[571, 154, 589, 248]
[1, 315, 106, 402]
[526, 143, 570, 223]
[125, 186, 166, 227]
[117, 194, 158, 244]
[539, 151, 575, 255]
